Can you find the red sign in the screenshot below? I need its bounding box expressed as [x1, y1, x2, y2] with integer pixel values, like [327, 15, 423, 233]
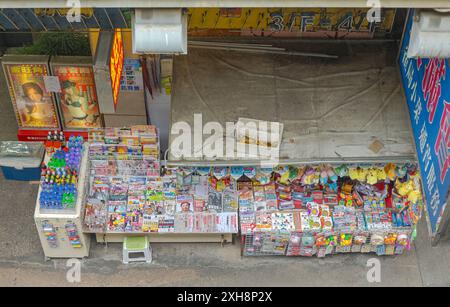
[109, 29, 124, 109]
[17, 129, 88, 142]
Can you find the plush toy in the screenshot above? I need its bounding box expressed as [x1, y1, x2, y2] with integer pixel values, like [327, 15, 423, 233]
[396, 165, 408, 179]
[340, 234, 353, 246]
[407, 189, 422, 204]
[341, 182, 353, 195]
[279, 169, 290, 185]
[324, 182, 338, 193]
[327, 166, 338, 182]
[320, 166, 329, 185]
[376, 167, 387, 181]
[296, 167, 305, 180]
[395, 179, 415, 197]
[312, 167, 321, 185]
[349, 167, 358, 180]
[384, 163, 397, 181]
[288, 166, 299, 181]
[384, 233, 398, 245]
[366, 168, 378, 185]
[301, 167, 315, 185]
[335, 165, 349, 177]
[356, 167, 368, 182]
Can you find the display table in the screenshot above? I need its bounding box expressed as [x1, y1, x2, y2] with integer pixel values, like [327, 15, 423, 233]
[82, 126, 238, 244]
[34, 144, 91, 259]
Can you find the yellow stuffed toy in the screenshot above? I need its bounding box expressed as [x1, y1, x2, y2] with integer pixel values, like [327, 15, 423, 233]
[408, 189, 422, 203]
[357, 167, 368, 182]
[367, 168, 378, 185]
[395, 179, 414, 197]
[349, 168, 358, 180]
[376, 167, 387, 181]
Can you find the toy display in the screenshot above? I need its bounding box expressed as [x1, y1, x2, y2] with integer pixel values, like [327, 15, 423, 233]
[238, 163, 423, 257]
[39, 135, 84, 211]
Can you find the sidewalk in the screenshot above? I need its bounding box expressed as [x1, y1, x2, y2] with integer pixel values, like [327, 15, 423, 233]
[0, 59, 448, 287]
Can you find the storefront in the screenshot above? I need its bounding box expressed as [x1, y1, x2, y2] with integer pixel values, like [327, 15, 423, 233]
[165, 20, 424, 256]
[0, 3, 448, 259]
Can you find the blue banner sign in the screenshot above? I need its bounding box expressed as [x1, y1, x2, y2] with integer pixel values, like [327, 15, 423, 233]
[399, 10, 450, 235]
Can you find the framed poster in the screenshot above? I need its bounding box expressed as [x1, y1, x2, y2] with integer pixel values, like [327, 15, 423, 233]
[2, 55, 60, 129]
[51, 56, 103, 130]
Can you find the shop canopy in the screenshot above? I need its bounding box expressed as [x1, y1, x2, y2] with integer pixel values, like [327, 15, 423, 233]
[167, 40, 416, 166]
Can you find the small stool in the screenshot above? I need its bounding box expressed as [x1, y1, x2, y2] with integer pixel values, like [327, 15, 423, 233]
[123, 236, 152, 264]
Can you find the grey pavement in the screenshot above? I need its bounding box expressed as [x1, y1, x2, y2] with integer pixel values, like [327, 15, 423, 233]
[0, 58, 449, 287]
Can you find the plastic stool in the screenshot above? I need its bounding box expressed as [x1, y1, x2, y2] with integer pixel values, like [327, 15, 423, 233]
[123, 237, 152, 264]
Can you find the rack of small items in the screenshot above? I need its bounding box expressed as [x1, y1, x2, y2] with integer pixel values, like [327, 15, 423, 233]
[39, 133, 83, 211]
[83, 126, 238, 243]
[34, 133, 91, 259]
[239, 163, 423, 257]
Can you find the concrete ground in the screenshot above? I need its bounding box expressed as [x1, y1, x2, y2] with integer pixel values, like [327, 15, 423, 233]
[0, 56, 449, 287]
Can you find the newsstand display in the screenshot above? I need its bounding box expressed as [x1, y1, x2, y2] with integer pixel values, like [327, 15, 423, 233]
[32, 124, 424, 258]
[82, 126, 239, 240]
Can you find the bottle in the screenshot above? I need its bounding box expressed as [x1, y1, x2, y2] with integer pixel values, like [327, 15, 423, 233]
[45, 132, 53, 155]
[59, 132, 66, 148]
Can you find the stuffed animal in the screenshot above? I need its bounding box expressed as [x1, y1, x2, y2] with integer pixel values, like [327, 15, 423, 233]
[319, 165, 338, 184]
[396, 165, 407, 179]
[320, 165, 329, 185]
[356, 167, 368, 182]
[384, 163, 397, 181]
[376, 167, 387, 181]
[327, 166, 338, 182]
[349, 167, 358, 180]
[367, 168, 378, 185]
[301, 167, 315, 185]
[395, 179, 415, 197]
[335, 165, 349, 177]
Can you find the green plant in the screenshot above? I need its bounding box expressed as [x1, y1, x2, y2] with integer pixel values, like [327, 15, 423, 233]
[11, 32, 91, 56]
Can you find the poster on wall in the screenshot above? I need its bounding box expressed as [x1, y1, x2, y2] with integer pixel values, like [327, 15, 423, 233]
[51, 59, 102, 130]
[2, 57, 60, 129]
[399, 9, 450, 238]
[120, 59, 143, 92]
